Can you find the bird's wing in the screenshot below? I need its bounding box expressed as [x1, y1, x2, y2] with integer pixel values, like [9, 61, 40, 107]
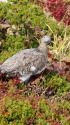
[0, 48, 46, 75]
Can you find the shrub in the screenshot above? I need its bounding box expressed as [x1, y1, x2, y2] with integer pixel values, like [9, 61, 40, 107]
[0, 1, 70, 124]
[0, 94, 70, 125]
[0, 96, 34, 125]
[0, 0, 70, 62]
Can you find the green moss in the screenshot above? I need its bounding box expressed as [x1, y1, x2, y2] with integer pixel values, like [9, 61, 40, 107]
[0, 1, 70, 124]
[35, 118, 51, 125]
[0, 97, 34, 125]
[43, 73, 70, 96]
[0, 0, 70, 62]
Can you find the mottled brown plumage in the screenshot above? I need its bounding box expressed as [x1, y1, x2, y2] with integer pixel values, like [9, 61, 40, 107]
[0, 35, 51, 83]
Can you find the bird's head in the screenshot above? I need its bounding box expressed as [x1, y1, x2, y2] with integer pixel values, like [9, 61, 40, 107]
[40, 35, 51, 45]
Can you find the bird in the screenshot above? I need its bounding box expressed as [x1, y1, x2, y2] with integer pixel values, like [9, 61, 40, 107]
[0, 35, 51, 83]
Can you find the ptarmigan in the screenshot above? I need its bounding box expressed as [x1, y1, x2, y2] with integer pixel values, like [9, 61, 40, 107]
[0, 35, 51, 83]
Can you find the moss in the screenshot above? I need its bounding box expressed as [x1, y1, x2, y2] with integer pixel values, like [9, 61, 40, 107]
[0, 0, 70, 62]
[43, 73, 70, 97]
[0, 1, 70, 124]
[0, 97, 34, 125]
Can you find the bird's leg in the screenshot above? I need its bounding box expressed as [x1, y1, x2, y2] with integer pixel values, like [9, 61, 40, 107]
[19, 73, 32, 84]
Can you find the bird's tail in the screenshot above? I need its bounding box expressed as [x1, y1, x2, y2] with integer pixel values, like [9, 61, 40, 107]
[0, 65, 4, 74]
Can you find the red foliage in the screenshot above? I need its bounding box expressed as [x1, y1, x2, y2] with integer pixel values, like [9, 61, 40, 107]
[1, 24, 10, 29]
[52, 120, 60, 125]
[47, 50, 70, 81]
[0, 75, 23, 100]
[46, 0, 70, 25]
[12, 76, 20, 85]
[47, 0, 66, 20]
[29, 0, 70, 25]
[28, 118, 34, 124]
[27, 95, 41, 109]
[28, 0, 34, 2]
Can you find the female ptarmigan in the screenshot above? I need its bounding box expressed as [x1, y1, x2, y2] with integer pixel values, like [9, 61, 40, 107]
[0, 35, 51, 83]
